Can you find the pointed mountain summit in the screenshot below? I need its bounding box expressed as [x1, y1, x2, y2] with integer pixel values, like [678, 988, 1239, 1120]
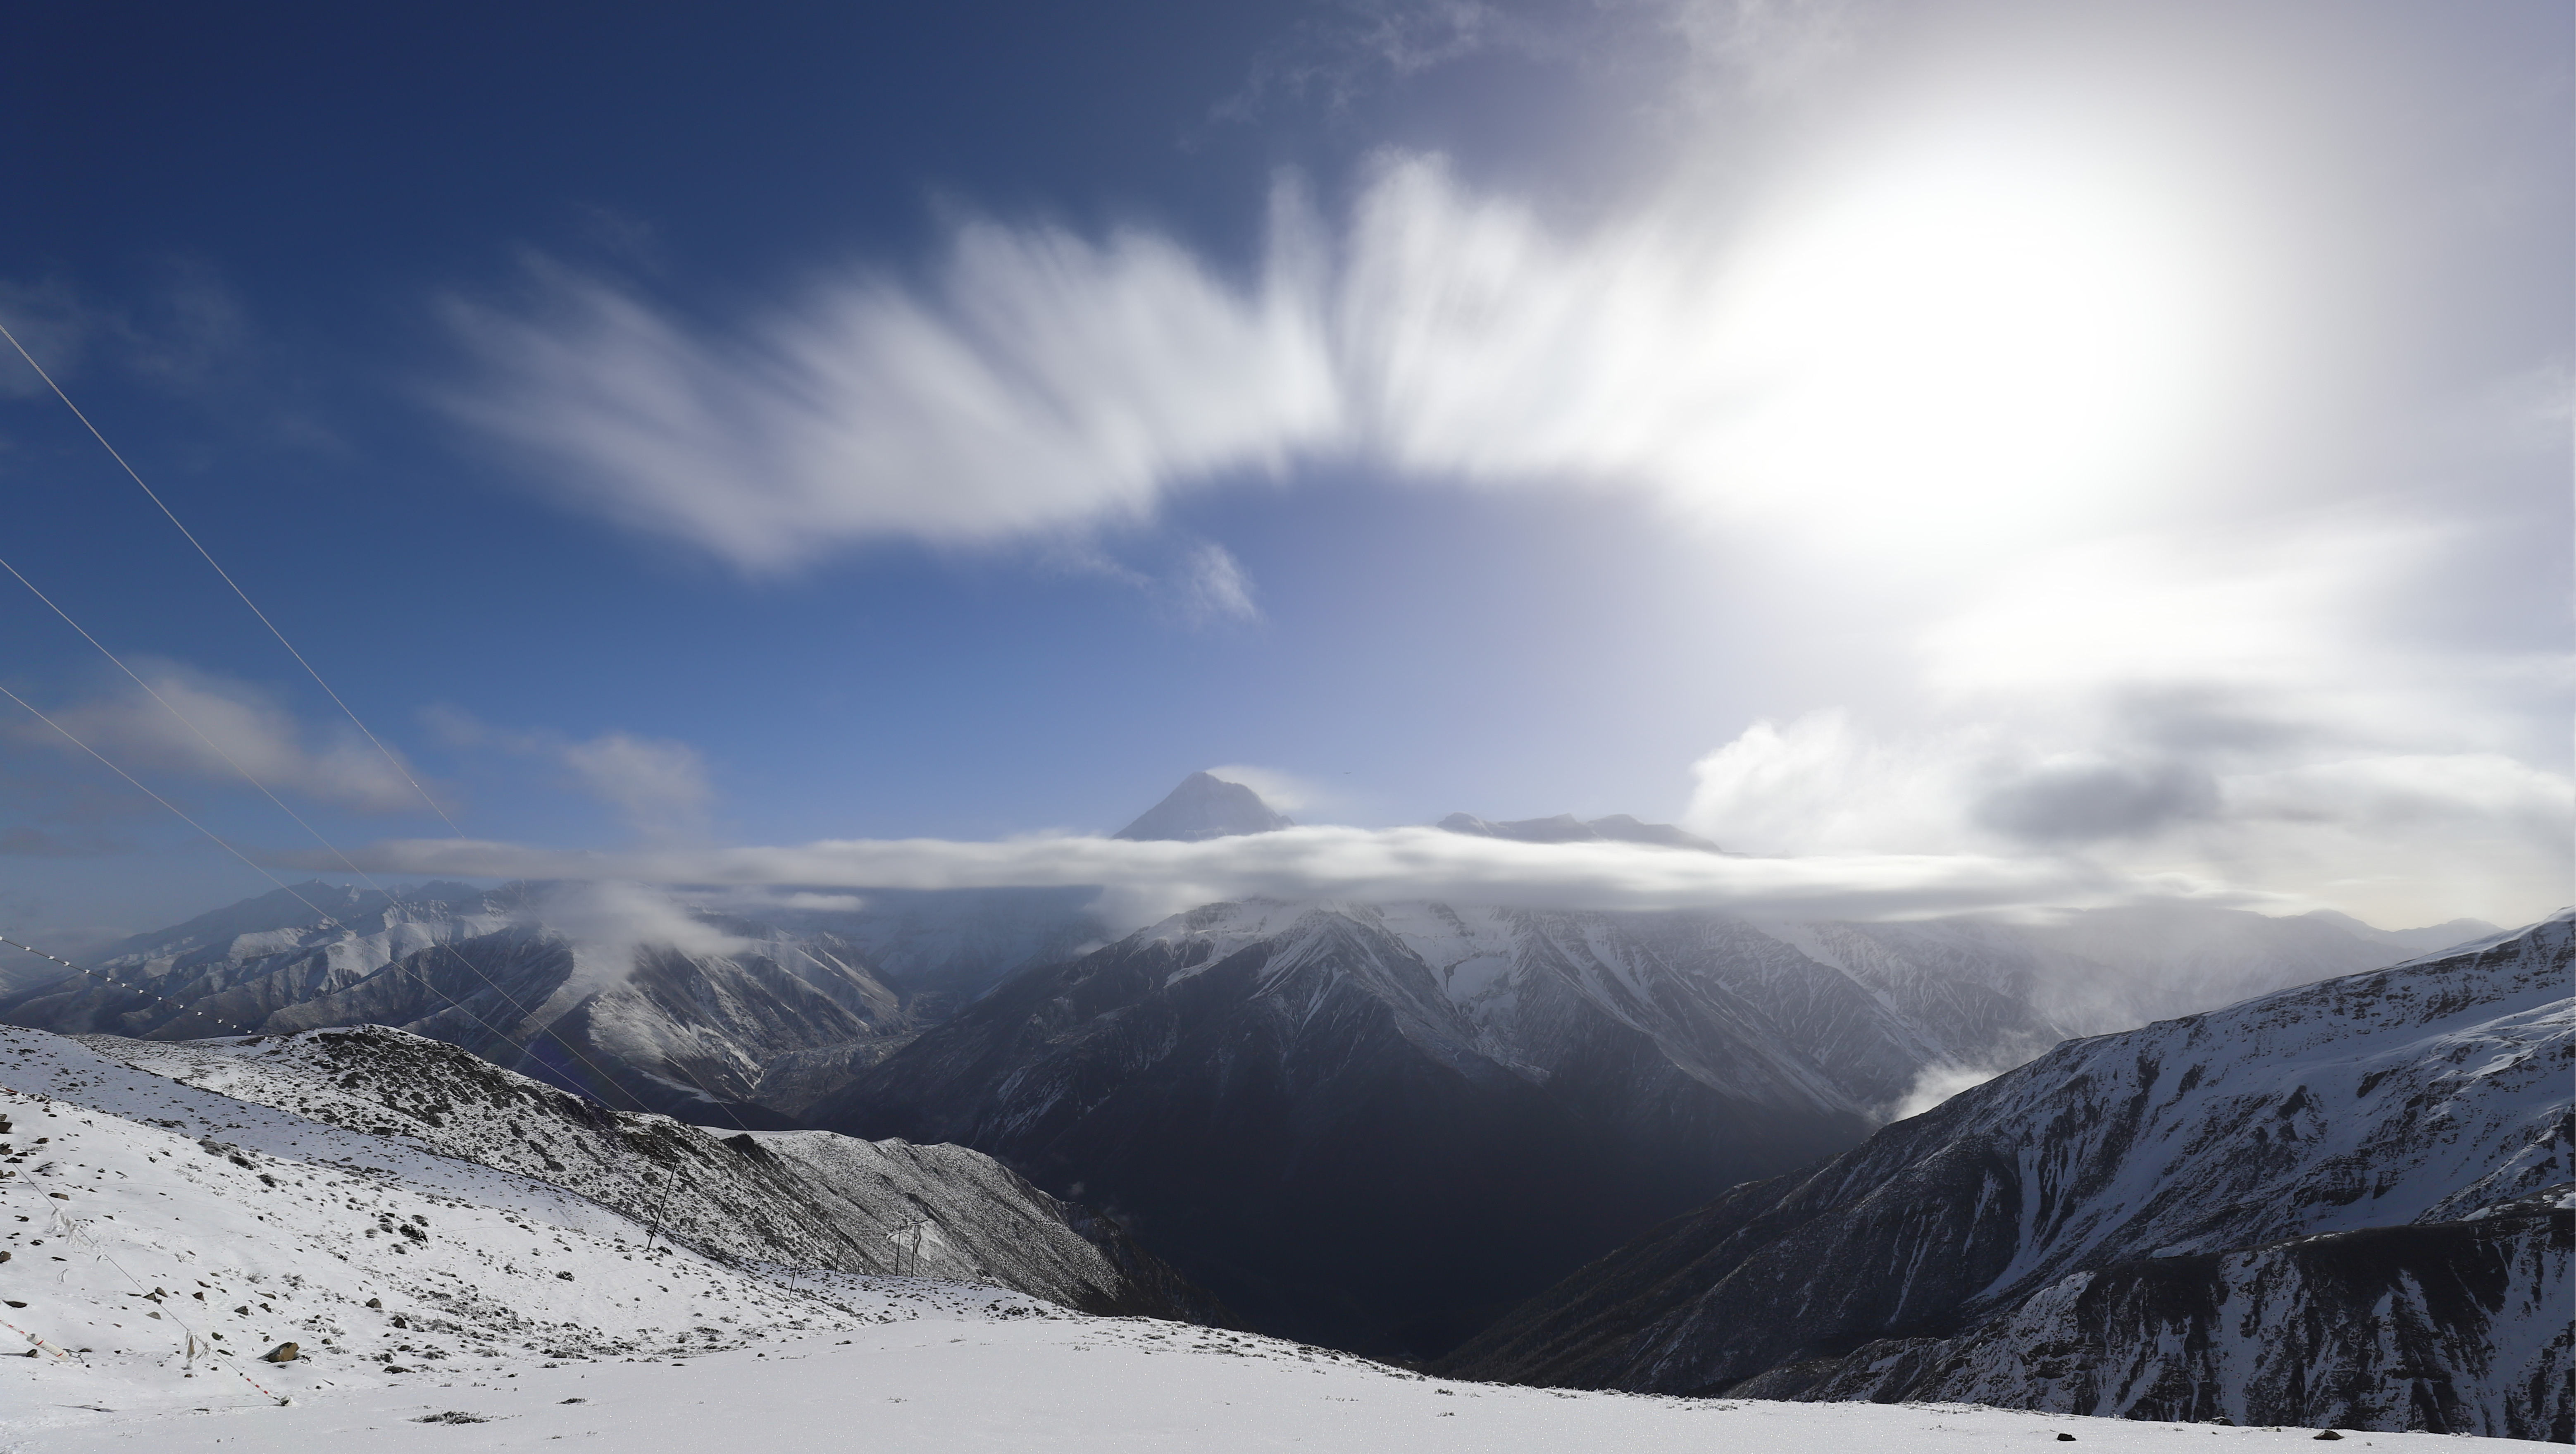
[1113, 772, 1294, 842]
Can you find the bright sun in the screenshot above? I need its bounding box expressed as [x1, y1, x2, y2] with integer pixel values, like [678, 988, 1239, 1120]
[1695, 130, 2230, 549]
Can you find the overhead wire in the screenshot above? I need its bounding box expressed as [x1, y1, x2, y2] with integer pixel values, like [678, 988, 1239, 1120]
[0, 545, 644, 1083]
[0, 317, 465, 838]
[0, 683, 623, 1102]
[0, 550, 387, 885]
[0, 329, 731, 1245]
[0, 681, 703, 1252]
[0, 323, 839, 1269]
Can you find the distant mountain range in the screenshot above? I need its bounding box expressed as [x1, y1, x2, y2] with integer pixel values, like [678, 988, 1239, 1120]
[0, 878, 1108, 1124]
[801, 887, 2505, 1358]
[0, 773, 2522, 1380]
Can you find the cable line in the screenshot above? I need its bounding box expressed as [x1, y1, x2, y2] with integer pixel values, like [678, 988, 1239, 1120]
[0, 315, 465, 838]
[0, 318, 830, 1268]
[0, 550, 385, 885]
[0, 316, 769, 1142]
[0, 679, 702, 1240]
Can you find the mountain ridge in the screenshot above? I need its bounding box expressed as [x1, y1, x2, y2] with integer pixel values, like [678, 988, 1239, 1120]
[1433, 911, 2574, 1439]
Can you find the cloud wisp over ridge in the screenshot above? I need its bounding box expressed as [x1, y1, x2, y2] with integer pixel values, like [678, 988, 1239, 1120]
[337, 822, 2260, 933]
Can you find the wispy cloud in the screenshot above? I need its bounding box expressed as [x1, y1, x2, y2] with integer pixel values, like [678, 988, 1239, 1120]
[1210, 0, 1864, 127]
[1683, 523, 2576, 926]
[558, 732, 714, 843]
[0, 266, 254, 400]
[1660, 0, 1863, 101]
[439, 213, 1342, 570]
[520, 878, 748, 962]
[9, 662, 427, 813]
[338, 823, 2262, 934]
[1174, 542, 1261, 624]
[1215, 1, 1545, 122]
[443, 137, 2226, 572]
[420, 706, 716, 841]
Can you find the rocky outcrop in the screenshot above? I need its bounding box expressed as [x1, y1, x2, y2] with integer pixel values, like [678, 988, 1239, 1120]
[1802, 1196, 2571, 1438]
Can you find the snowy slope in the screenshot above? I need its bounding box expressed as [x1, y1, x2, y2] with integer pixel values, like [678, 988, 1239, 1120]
[0, 1017, 2545, 1452]
[0, 1030, 1044, 1382]
[4, 1025, 1212, 1321]
[10, 1332, 2543, 1454]
[1805, 1193, 2569, 1435]
[1439, 912, 2573, 1438]
[0, 845, 2460, 1134]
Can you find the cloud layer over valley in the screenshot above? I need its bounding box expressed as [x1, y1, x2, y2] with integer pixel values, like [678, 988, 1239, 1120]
[337, 822, 2261, 933]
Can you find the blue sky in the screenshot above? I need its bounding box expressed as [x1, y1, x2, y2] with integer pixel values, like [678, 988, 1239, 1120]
[2, 1, 2568, 944]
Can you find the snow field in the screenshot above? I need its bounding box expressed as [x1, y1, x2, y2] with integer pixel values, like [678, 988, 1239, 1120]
[0, 1027, 1058, 1428]
[6, 1317, 2543, 1453]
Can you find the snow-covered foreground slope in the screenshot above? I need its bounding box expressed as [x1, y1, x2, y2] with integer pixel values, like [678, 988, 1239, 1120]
[73, 1025, 1212, 1319]
[0, 1024, 1211, 1325]
[0, 1024, 2542, 1452]
[0, 1030, 1045, 1386]
[9, 1327, 2545, 1454]
[1441, 912, 2574, 1439]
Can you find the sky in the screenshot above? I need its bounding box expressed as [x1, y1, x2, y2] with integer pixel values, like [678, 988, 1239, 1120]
[0, 0, 2567, 948]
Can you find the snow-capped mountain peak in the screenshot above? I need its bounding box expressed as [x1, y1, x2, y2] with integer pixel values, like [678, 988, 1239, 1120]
[1112, 772, 1295, 841]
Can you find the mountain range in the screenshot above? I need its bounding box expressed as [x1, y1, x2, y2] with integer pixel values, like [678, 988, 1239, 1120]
[0, 775, 2528, 1383]
[804, 869, 2502, 1357]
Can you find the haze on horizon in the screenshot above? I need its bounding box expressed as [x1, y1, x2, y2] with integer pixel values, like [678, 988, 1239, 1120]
[0, 0, 2566, 951]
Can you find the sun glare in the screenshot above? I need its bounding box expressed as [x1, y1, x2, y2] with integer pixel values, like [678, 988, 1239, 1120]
[1698, 133, 2230, 549]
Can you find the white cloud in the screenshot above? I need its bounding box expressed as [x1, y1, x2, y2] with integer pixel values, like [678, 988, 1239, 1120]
[1203, 764, 1325, 814]
[1880, 1057, 2018, 1124]
[558, 731, 714, 842]
[12, 664, 424, 813]
[422, 708, 718, 842]
[343, 823, 2261, 936]
[2225, 754, 2574, 836]
[523, 879, 749, 963]
[1175, 542, 1261, 624]
[1686, 710, 1976, 855]
[444, 138, 2234, 571]
[440, 208, 1342, 571]
[424, 70, 2561, 932]
[1676, 505, 2575, 931]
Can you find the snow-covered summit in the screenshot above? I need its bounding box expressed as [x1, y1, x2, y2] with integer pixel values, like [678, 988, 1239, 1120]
[1111, 772, 1294, 841]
